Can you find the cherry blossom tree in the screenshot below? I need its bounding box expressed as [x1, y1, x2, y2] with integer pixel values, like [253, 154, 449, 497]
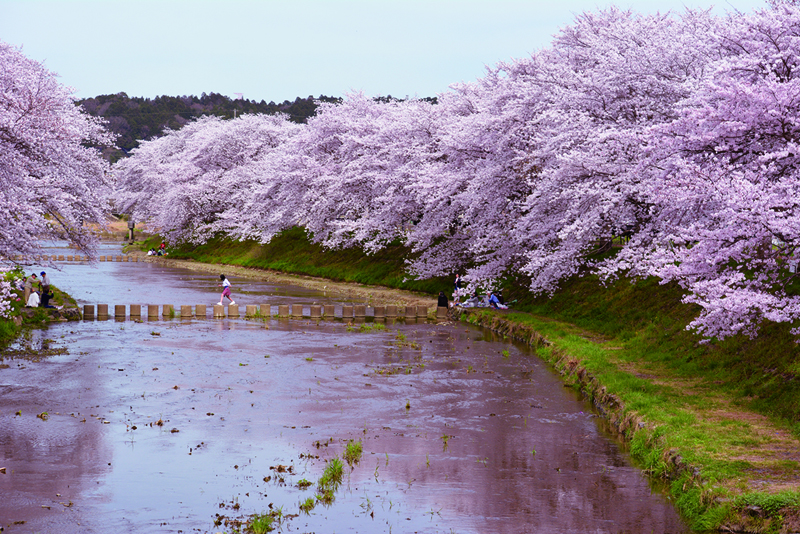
[115, 114, 300, 244]
[618, 2, 800, 339]
[405, 8, 721, 295]
[0, 40, 113, 261]
[111, 2, 800, 339]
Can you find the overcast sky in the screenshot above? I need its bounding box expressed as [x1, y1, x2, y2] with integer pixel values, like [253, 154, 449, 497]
[1, 0, 768, 103]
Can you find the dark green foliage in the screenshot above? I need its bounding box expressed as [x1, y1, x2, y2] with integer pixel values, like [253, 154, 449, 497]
[77, 92, 342, 161]
[734, 491, 800, 516]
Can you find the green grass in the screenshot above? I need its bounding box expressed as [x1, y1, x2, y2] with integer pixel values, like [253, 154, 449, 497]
[139, 227, 449, 294]
[299, 496, 315, 514]
[0, 318, 20, 347]
[343, 439, 363, 466]
[317, 457, 344, 493]
[246, 512, 274, 534]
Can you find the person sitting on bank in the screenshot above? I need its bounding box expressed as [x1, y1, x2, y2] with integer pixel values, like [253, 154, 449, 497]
[489, 291, 509, 309]
[437, 291, 449, 308]
[27, 290, 40, 308]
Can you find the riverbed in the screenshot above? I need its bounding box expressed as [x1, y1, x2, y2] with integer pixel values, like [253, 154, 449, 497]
[0, 242, 688, 533]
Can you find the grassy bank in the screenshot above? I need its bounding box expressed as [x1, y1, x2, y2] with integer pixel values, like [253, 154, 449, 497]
[1, 268, 79, 348]
[141, 228, 449, 295]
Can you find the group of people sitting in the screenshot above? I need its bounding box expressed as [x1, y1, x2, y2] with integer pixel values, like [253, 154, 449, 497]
[21, 271, 59, 309]
[146, 242, 168, 256]
[453, 290, 507, 309]
[437, 274, 509, 309]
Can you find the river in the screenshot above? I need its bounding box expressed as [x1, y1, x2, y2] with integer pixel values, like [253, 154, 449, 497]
[0, 242, 688, 533]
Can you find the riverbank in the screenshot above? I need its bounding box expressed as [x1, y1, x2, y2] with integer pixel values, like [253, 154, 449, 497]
[0, 280, 82, 347]
[128, 236, 800, 531]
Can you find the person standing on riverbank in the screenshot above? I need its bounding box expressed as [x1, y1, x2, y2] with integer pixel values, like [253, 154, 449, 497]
[23, 274, 34, 304]
[218, 274, 235, 306]
[40, 271, 50, 294]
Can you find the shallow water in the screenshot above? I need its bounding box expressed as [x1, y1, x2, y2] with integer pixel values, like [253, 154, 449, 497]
[0, 243, 689, 533]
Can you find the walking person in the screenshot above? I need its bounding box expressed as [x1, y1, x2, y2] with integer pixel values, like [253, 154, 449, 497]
[218, 274, 235, 306]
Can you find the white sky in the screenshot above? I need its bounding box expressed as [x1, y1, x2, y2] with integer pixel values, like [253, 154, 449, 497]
[1, 0, 768, 102]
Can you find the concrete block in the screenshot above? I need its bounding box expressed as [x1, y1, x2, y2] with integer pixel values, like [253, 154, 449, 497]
[373, 306, 385, 318]
[99, 256, 106, 262]
[260, 303, 270, 316]
[67, 255, 73, 261]
[278, 305, 289, 317]
[213, 304, 224, 318]
[116, 256, 122, 262]
[291, 304, 303, 317]
[181, 305, 192, 318]
[342, 305, 354, 319]
[404, 306, 416, 319]
[245, 304, 257, 317]
[148, 305, 159, 318]
[51, 255, 57, 261]
[133, 256, 138, 262]
[323, 305, 335, 317]
[354, 305, 366, 317]
[114, 305, 125, 318]
[228, 305, 240, 318]
[310, 305, 322, 318]
[195, 304, 207, 318]
[57, 255, 64, 261]
[162, 304, 174, 318]
[130, 305, 141, 318]
[437, 306, 448, 319]
[417, 305, 428, 318]
[386, 305, 397, 318]
[97, 304, 109, 317]
[83, 304, 95, 319]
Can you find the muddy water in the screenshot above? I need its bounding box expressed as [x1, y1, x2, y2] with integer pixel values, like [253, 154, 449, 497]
[0, 244, 689, 533]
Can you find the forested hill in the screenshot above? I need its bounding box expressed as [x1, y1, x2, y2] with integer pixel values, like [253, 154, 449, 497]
[77, 92, 341, 160]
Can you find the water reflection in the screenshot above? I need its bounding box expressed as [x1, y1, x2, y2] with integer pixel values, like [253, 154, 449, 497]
[0, 242, 689, 533]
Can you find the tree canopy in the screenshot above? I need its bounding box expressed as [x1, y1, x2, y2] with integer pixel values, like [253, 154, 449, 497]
[113, 2, 800, 340]
[0, 40, 112, 263]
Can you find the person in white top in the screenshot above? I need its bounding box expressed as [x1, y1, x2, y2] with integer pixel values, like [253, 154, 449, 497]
[27, 291, 40, 307]
[218, 274, 235, 306]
